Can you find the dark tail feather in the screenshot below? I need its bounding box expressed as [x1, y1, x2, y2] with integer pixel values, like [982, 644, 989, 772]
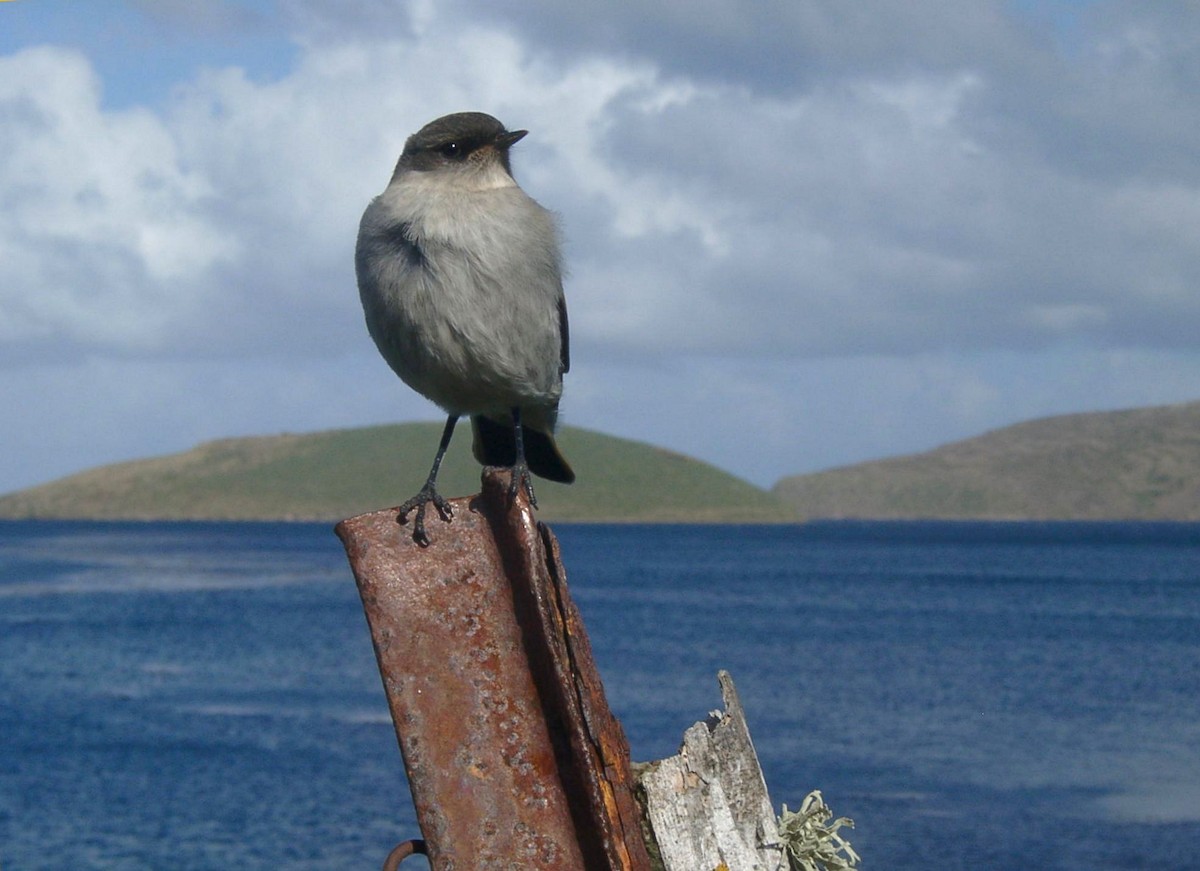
[471, 415, 576, 484]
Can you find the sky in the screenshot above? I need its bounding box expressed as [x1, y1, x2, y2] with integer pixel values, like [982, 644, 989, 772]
[2, 0, 1199, 494]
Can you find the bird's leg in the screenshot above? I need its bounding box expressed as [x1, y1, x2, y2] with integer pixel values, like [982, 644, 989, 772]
[398, 415, 458, 546]
[507, 407, 538, 508]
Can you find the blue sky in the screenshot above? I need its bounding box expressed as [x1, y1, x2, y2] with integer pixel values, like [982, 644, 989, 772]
[3, 0, 1199, 494]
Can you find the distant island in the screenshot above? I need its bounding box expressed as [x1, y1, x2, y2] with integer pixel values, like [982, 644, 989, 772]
[774, 400, 1200, 521]
[2, 401, 1198, 522]
[0, 424, 794, 523]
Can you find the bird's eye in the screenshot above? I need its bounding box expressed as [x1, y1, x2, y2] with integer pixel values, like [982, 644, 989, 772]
[439, 142, 462, 158]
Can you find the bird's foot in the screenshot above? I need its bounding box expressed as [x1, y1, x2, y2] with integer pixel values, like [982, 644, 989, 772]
[398, 485, 454, 547]
[507, 461, 538, 509]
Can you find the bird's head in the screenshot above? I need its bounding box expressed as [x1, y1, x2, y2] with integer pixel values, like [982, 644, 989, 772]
[392, 112, 528, 188]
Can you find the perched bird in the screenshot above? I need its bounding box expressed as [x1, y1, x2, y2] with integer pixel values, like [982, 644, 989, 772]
[355, 112, 574, 545]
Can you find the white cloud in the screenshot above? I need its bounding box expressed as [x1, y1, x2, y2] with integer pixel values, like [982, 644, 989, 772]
[7, 6, 1200, 364]
[0, 46, 238, 356]
[4, 1, 1200, 493]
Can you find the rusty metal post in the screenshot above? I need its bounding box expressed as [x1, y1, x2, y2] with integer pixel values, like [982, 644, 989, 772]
[335, 470, 652, 871]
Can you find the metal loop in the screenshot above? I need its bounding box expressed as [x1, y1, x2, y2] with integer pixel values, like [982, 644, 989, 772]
[381, 838, 427, 870]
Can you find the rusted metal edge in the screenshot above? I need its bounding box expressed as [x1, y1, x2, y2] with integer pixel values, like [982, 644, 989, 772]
[477, 471, 651, 869]
[336, 469, 652, 871]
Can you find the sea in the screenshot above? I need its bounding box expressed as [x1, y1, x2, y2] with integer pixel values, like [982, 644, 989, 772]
[2, 519, 1199, 870]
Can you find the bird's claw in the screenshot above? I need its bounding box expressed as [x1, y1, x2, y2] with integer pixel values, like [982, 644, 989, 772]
[398, 486, 453, 547]
[507, 462, 538, 509]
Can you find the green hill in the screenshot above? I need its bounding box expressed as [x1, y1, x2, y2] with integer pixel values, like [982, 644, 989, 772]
[0, 424, 796, 523]
[773, 401, 1200, 520]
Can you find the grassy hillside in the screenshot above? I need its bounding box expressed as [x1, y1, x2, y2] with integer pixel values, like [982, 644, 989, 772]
[773, 401, 1200, 520]
[0, 424, 796, 523]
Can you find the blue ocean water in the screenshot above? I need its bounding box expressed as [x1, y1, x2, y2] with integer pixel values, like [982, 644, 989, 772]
[1, 519, 1198, 870]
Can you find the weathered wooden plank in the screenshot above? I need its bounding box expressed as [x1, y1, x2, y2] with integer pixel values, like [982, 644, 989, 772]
[637, 671, 787, 871]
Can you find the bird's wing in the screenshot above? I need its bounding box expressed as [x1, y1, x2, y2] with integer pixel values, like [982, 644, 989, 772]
[558, 291, 570, 375]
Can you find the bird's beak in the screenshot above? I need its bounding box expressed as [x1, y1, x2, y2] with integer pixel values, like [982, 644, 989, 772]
[495, 129, 528, 149]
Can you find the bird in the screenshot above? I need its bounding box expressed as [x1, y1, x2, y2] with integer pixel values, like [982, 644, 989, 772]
[355, 112, 574, 546]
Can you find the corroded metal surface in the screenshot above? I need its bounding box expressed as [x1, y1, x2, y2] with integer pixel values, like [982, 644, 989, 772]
[335, 470, 651, 871]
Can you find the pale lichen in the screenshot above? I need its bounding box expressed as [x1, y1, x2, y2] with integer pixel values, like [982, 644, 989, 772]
[777, 790, 860, 871]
